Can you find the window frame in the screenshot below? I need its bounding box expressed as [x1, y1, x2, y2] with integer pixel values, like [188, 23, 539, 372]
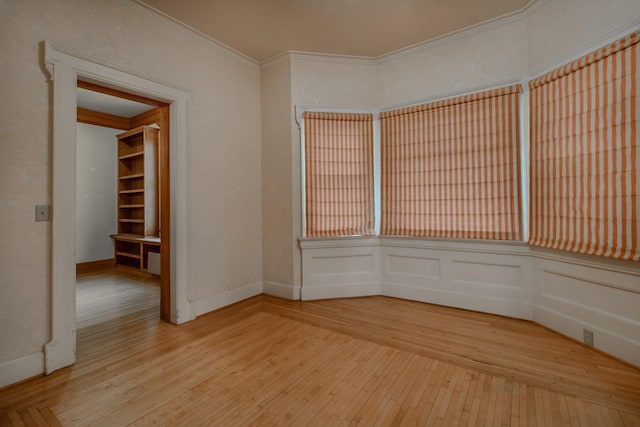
[527, 31, 640, 261]
[297, 80, 529, 242]
[296, 106, 380, 238]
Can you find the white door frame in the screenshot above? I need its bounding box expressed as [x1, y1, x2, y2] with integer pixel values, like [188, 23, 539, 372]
[42, 41, 194, 374]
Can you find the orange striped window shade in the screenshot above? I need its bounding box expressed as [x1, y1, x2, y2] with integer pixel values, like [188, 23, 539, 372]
[529, 31, 639, 261]
[380, 85, 523, 240]
[303, 111, 375, 237]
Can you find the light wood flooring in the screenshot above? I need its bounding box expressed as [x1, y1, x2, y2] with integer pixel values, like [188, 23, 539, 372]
[1, 273, 639, 426]
[75, 269, 160, 331]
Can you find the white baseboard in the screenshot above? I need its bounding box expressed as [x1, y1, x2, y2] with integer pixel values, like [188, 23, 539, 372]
[382, 282, 533, 320]
[301, 283, 381, 300]
[192, 281, 263, 317]
[0, 351, 44, 389]
[263, 281, 301, 300]
[534, 305, 640, 367]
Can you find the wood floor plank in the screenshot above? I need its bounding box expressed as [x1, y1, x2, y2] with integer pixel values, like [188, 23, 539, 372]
[1, 272, 639, 426]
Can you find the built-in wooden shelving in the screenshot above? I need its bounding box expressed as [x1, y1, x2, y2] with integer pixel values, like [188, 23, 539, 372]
[112, 125, 161, 272]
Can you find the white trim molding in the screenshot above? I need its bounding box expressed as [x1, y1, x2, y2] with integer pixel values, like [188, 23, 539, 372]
[531, 248, 640, 367]
[192, 282, 263, 317]
[380, 238, 534, 320]
[0, 352, 44, 389]
[263, 281, 301, 300]
[42, 41, 193, 375]
[300, 237, 381, 301]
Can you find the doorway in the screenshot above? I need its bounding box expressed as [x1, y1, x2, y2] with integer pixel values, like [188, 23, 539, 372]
[43, 41, 193, 375]
[75, 81, 171, 322]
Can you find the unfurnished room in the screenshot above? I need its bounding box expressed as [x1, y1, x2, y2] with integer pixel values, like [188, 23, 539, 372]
[1, 0, 639, 425]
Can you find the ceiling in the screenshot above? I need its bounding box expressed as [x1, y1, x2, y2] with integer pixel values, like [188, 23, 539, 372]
[140, 0, 531, 62]
[79, 0, 532, 114]
[77, 88, 155, 117]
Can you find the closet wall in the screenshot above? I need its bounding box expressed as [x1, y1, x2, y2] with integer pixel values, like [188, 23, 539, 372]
[76, 123, 120, 264]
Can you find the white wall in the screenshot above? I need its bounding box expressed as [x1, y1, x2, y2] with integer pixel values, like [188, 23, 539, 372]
[0, 0, 262, 381]
[261, 55, 296, 298]
[377, 18, 528, 107]
[260, 54, 379, 298]
[290, 55, 379, 108]
[527, 0, 640, 72]
[76, 123, 119, 263]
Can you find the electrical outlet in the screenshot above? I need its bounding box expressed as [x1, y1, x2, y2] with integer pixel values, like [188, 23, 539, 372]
[583, 329, 594, 347]
[36, 205, 50, 222]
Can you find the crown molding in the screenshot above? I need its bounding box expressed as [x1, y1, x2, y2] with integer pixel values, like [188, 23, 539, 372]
[124, 0, 260, 68]
[265, 50, 376, 66]
[260, 51, 292, 68]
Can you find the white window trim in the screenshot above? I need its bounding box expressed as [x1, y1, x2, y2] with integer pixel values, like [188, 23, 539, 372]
[519, 79, 530, 242]
[296, 80, 529, 242]
[295, 105, 379, 238]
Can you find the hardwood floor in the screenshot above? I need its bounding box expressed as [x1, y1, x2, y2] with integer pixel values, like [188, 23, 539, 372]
[75, 268, 159, 331]
[1, 282, 639, 426]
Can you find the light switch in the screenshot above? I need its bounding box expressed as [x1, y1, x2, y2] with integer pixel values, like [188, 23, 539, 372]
[36, 205, 50, 222]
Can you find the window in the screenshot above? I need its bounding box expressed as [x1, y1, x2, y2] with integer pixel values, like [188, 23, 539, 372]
[303, 112, 375, 237]
[529, 31, 639, 261]
[380, 85, 523, 240]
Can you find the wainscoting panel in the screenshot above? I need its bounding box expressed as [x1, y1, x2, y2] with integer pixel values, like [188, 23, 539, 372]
[299, 238, 380, 300]
[380, 240, 533, 320]
[532, 250, 640, 366]
[386, 254, 441, 280]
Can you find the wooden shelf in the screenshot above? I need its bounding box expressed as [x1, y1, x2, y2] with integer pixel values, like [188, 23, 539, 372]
[119, 173, 145, 180]
[113, 233, 145, 240]
[112, 234, 161, 274]
[115, 125, 160, 270]
[119, 151, 144, 160]
[115, 251, 141, 259]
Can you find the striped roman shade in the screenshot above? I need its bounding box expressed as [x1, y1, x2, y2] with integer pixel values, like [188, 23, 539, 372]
[380, 85, 523, 239]
[529, 31, 639, 261]
[303, 112, 374, 237]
